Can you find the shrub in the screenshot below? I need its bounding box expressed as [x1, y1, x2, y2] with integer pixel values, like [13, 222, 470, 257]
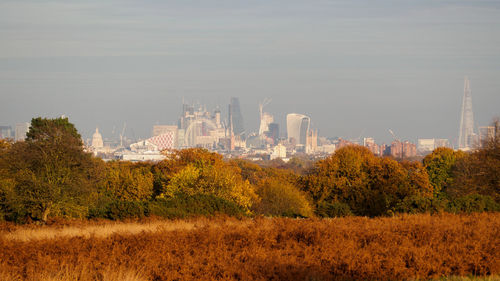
[393, 195, 447, 214]
[103, 200, 146, 220]
[315, 201, 352, 217]
[253, 178, 314, 218]
[446, 194, 500, 214]
[146, 194, 245, 218]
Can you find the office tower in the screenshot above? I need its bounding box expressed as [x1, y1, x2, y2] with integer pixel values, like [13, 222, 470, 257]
[228, 103, 235, 151]
[287, 113, 310, 146]
[267, 123, 280, 144]
[458, 77, 476, 150]
[230, 97, 244, 138]
[214, 109, 221, 128]
[15, 122, 30, 142]
[0, 126, 12, 139]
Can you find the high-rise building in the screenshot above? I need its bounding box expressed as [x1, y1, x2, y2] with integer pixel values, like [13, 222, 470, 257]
[390, 140, 417, 158]
[259, 112, 274, 136]
[258, 99, 273, 136]
[0, 126, 12, 139]
[266, 123, 280, 144]
[402, 141, 417, 158]
[286, 113, 310, 146]
[363, 137, 380, 155]
[15, 122, 30, 142]
[478, 126, 495, 145]
[230, 97, 245, 138]
[458, 77, 476, 150]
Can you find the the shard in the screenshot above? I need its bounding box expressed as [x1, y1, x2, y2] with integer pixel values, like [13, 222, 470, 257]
[458, 77, 475, 150]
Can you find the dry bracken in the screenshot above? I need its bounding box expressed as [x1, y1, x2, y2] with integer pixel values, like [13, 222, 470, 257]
[0, 213, 498, 281]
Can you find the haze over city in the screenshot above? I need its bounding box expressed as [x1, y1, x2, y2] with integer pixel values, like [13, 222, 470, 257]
[1, 0, 499, 143]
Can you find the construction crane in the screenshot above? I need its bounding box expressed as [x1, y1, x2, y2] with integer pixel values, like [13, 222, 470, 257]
[356, 128, 366, 145]
[388, 129, 398, 141]
[259, 98, 272, 119]
[388, 129, 403, 159]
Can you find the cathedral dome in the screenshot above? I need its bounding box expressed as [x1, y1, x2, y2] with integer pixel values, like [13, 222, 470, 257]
[91, 128, 104, 149]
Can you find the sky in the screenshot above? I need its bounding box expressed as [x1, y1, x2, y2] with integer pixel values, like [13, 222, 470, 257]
[1, 0, 499, 144]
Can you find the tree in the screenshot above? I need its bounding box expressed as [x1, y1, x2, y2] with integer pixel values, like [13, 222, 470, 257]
[450, 120, 500, 201]
[103, 161, 154, 201]
[156, 148, 258, 211]
[253, 177, 313, 217]
[2, 117, 97, 222]
[304, 146, 434, 216]
[423, 147, 465, 196]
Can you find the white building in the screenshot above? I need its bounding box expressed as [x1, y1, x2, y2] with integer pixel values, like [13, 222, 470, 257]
[270, 143, 287, 160]
[417, 138, 450, 155]
[15, 122, 30, 142]
[286, 113, 310, 146]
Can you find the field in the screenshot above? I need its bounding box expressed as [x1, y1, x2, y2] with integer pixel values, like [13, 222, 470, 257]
[0, 213, 499, 281]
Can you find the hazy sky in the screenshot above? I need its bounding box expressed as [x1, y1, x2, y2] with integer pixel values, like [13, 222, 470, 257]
[1, 0, 499, 144]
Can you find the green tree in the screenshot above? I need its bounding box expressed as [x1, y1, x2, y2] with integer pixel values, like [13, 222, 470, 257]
[423, 147, 465, 196]
[2, 117, 97, 222]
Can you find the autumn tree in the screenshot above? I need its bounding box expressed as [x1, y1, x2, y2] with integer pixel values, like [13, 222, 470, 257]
[304, 146, 433, 216]
[156, 148, 258, 211]
[450, 120, 500, 201]
[103, 161, 154, 201]
[252, 177, 313, 217]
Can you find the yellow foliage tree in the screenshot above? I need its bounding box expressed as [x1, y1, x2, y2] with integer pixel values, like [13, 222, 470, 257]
[157, 148, 258, 210]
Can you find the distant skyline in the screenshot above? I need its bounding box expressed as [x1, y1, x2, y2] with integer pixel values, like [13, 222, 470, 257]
[1, 0, 499, 144]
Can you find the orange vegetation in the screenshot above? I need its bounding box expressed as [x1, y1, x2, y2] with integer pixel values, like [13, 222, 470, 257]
[0, 213, 499, 281]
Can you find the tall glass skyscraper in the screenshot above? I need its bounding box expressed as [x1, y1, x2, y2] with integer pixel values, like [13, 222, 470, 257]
[230, 97, 245, 138]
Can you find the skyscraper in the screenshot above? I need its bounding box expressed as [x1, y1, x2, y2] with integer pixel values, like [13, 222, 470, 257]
[15, 122, 30, 142]
[458, 77, 476, 150]
[230, 97, 244, 138]
[287, 113, 310, 146]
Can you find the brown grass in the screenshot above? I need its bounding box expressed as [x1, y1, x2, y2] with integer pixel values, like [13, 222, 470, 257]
[0, 213, 498, 281]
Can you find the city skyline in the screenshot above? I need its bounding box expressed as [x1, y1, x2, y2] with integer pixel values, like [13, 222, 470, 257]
[1, 1, 499, 143]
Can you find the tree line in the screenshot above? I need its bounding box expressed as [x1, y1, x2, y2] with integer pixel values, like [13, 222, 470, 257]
[0, 117, 498, 223]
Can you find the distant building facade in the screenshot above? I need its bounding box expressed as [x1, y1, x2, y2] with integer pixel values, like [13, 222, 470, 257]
[478, 126, 495, 146]
[152, 125, 178, 148]
[417, 138, 451, 155]
[15, 122, 30, 142]
[0, 126, 12, 139]
[390, 140, 417, 158]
